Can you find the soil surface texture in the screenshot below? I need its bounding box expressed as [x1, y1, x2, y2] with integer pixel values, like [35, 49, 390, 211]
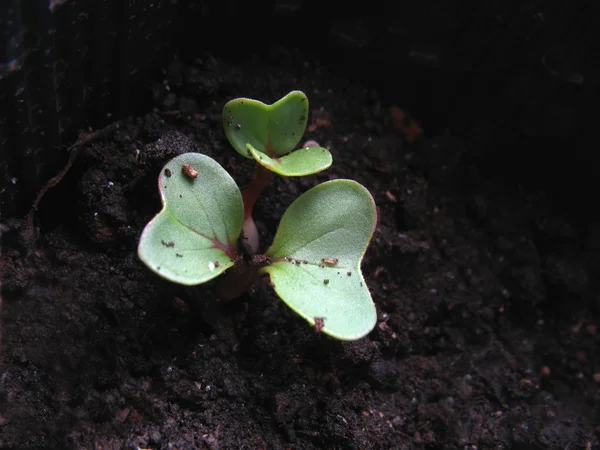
[1, 52, 599, 449]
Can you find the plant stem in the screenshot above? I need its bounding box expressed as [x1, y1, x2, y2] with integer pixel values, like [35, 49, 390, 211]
[216, 259, 259, 300]
[241, 165, 273, 254]
[242, 165, 273, 218]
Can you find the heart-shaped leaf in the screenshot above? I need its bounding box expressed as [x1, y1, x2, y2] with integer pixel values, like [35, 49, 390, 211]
[223, 90, 309, 158]
[138, 153, 244, 285]
[247, 143, 332, 176]
[262, 180, 377, 340]
[223, 91, 333, 176]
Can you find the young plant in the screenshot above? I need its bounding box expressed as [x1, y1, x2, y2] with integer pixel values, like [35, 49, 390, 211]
[138, 153, 377, 340]
[222, 90, 332, 254]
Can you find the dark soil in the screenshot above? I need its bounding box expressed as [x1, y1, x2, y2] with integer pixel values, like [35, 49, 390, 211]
[2, 52, 599, 449]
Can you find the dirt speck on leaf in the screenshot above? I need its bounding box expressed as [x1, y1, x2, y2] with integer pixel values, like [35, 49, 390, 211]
[181, 163, 198, 178]
[314, 317, 325, 332]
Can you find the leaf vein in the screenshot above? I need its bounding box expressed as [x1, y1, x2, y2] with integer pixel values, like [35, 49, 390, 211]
[165, 210, 216, 244]
[286, 227, 346, 256]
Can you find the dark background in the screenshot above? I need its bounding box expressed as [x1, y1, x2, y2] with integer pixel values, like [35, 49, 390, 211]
[2, 2, 600, 448]
[1, 0, 599, 221]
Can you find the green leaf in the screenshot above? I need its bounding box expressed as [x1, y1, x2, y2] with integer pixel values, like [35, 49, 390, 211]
[262, 180, 378, 340]
[222, 90, 309, 158]
[247, 143, 332, 176]
[138, 153, 244, 285]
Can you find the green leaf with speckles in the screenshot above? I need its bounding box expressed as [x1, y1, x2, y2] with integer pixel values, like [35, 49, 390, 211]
[262, 179, 378, 340]
[138, 153, 243, 285]
[222, 90, 332, 176]
[247, 143, 332, 176]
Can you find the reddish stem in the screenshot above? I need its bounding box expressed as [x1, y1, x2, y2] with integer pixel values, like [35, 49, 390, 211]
[242, 165, 273, 218]
[212, 238, 237, 261]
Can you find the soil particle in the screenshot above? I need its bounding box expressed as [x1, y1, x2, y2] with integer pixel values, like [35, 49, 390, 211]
[181, 163, 199, 179]
[367, 359, 401, 389]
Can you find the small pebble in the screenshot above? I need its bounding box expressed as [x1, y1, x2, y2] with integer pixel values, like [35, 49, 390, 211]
[182, 163, 198, 178]
[303, 139, 320, 148]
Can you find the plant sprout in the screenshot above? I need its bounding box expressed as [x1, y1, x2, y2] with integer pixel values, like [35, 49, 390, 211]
[222, 90, 332, 254]
[138, 153, 377, 340]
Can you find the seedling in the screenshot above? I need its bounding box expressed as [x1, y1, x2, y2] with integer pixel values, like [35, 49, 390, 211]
[138, 153, 377, 340]
[222, 91, 332, 254]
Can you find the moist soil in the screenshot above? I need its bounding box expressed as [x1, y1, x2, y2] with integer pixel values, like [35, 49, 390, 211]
[1, 52, 599, 449]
